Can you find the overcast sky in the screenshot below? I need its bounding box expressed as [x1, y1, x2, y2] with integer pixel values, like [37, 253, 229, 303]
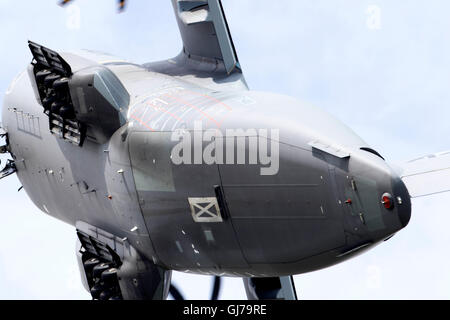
[1, 0, 450, 299]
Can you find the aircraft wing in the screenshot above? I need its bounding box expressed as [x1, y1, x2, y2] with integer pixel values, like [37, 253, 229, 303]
[399, 151, 450, 198]
[171, 0, 240, 74]
[59, 0, 247, 90]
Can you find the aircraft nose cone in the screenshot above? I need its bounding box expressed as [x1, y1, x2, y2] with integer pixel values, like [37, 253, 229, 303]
[392, 177, 411, 228]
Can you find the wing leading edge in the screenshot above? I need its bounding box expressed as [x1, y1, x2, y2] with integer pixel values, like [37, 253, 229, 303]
[399, 151, 450, 198]
[59, 0, 247, 89]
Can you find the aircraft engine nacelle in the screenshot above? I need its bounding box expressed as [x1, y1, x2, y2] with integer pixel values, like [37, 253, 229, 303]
[28, 41, 129, 146]
[68, 65, 129, 144]
[75, 222, 172, 300]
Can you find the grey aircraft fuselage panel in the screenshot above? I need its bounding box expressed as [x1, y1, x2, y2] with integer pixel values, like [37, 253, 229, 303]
[1, 50, 411, 278]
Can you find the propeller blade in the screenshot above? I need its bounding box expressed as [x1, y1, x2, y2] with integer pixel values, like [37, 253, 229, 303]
[210, 276, 222, 300]
[169, 284, 185, 300]
[59, 0, 73, 6]
[118, 0, 126, 11]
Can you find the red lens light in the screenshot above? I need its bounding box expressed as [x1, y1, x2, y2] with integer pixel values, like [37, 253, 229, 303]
[381, 193, 394, 210]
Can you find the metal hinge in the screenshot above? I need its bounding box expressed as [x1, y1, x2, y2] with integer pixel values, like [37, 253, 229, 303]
[0, 160, 16, 180]
[0, 125, 16, 180]
[0, 128, 7, 154]
[0, 123, 5, 137]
